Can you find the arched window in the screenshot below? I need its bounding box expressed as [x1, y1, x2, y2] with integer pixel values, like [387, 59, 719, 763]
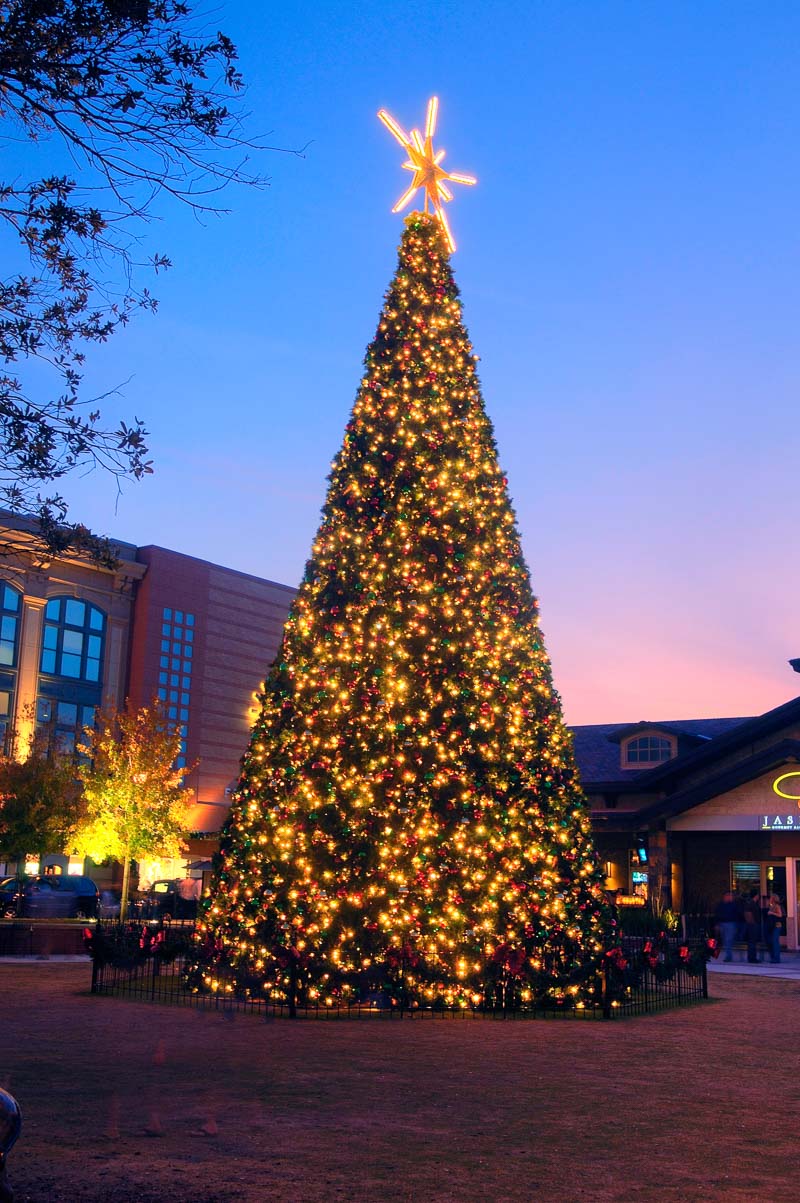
[0, 581, 21, 668]
[624, 735, 673, 766]
[40, 597, 106, 683]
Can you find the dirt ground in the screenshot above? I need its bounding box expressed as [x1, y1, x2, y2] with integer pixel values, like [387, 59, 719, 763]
[0, 964, 795, 1203]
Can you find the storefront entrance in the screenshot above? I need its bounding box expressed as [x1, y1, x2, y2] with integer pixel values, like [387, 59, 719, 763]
[730, 859, 800, 950]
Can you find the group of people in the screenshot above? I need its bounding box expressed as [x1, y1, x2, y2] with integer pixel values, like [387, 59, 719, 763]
[715, 888, 784, 964]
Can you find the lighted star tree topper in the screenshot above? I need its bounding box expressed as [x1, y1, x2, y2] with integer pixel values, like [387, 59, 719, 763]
[378, 96, 476, 251]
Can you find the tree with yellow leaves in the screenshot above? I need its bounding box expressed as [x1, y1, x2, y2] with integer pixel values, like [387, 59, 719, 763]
[73, 701, 192, 921]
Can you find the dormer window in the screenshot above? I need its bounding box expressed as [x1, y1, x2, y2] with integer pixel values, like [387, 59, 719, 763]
[622, 734, 674, 768]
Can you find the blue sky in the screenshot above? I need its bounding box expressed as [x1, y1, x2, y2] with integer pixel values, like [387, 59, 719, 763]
[35, 0, 800, 722]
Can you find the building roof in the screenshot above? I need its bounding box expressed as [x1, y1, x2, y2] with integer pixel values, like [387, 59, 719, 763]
[571, 716, 753, 787]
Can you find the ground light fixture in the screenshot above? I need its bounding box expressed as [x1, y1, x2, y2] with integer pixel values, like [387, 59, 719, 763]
[0, 1087, 21, 1203]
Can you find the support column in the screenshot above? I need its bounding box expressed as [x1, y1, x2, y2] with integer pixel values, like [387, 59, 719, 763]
[14, 595, 46, 757]
[647, 828, 671, 910]
[785, 856, 798, 952]
[104, 616, 129, 710]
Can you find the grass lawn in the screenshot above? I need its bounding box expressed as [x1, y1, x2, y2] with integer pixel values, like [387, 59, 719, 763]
[1, 964, 794, 1202]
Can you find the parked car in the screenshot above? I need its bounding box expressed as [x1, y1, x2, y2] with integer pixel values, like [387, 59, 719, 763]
[137, 878, 200, 920]
[0, 874, 100, 918]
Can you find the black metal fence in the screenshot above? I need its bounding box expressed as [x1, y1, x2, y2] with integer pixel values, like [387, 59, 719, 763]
[87, 921, 709, 1021]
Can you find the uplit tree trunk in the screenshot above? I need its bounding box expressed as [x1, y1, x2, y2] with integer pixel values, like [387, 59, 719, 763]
[120, 851, 132, 923]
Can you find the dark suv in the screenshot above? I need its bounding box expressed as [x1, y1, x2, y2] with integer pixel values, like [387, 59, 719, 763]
[0, 874, 100, 918]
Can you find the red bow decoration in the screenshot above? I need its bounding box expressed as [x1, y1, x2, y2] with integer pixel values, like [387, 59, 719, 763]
[604, 946, 628, 972]
[386, 941, 420, 970]
[490, 943, 527, 977]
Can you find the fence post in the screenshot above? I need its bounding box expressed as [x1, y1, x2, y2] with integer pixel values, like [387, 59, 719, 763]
[702, 957, 708, 1000]
[288, 959, 298, 1019]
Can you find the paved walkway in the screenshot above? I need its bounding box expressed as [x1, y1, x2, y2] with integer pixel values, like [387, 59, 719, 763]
[0, 953, 90, 963]
[708, 950, 800, 981]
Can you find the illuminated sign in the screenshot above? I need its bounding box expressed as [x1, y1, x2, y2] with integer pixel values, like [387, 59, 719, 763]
[631, 870, 648, 884]
[760, 813, 800, 830]
[616, 895, 646, 907]
[772, 771, 800, 801]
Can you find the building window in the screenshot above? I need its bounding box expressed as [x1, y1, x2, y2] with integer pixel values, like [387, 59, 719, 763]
[36, 697, 96, 756]
[623, 735, 674, 767]
[159, 606, 194, 769]
[0, 582, 21, 668]
[40, 597, 106, 683]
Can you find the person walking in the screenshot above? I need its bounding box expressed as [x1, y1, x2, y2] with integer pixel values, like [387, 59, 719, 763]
[715, 890, 740, 963]
[742, 888, 760, 964]
[765, 893, 784, 964]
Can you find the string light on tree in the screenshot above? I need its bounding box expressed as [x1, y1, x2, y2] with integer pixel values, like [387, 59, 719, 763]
[195, 102, 606, 1011]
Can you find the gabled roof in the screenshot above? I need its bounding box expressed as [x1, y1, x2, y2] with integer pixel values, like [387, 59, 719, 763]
[634, 694, 800, 787]
[604, 721, 711, 746]
[636, 739, 800, 824]
[570, 716, 751, 788]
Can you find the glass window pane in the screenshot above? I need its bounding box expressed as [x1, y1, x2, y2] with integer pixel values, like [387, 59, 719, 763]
[182, 677, 191, 690]
[0, 643, 13, 667]
[55, 731, 75, 754]
[37, 698, 52, 723]
[179, 708, 188, 722]
[159, 672, 168, 685]
[81, 706, 95, 728]
[87, 635, 102, 658]
[3, 586, 19, 612]
[40, 649, 56, 673]
[43, 625, 58, 649]
[168, 706, 177, 720]
[60, 653, 82, 678]
[85, 658, 100, 683]
[180, 692, 189, 706]
[62, 629, 83, 654]
[0, 616, 15, 643]
[0, 692, 10, 717]
[163, 607, 172, 620]
[183, 660, 192, 673]
[185, 629, 194, 643]
[172, 642, 181, 655]
[162, 623, 171, 637]
[174, 627, 183, 641]
[185, 614, 194, 627]
[45, 599, 60, 620]
[184, 646, 193, 659]
[160, 656, 169, 669]
[175, 611, 183, 623]
[64, 599, 85, 627]
[57, 702, 78, 725]
[161, 640, 170, 653]
[158, 687, 167, 701]
[170, 674, 178, 687]
[169, 690, 178, 703]
[171, 658, 180, 671]
[89, 607, 104, 631]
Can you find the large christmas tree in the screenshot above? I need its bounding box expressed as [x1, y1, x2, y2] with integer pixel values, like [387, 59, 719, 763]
[198, 210, 607, 1010]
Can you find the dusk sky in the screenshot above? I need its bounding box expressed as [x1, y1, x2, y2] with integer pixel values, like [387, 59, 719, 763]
[32, 1, 800, 725]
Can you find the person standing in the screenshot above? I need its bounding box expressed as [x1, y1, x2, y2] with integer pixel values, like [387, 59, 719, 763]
[715, 890, 740, 963]
[765, 893, 784, 964]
